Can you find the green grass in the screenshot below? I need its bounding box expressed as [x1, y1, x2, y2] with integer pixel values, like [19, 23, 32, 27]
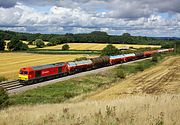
[9, 52, 174, 105]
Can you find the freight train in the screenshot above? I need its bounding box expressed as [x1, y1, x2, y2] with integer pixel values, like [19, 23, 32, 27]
[19, 48, 174, 84]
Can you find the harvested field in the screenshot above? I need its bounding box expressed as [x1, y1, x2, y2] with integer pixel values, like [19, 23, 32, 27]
[87, 56, 180, 100]
[0, 53, 94, 80]
[39, 43, 161, 50]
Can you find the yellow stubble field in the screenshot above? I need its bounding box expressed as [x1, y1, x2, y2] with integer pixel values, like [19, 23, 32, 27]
[39, 43, 161, 50]
[0, 53, 94, 80]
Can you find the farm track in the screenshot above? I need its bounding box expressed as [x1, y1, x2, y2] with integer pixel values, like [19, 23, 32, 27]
[0, 80, 23, 91]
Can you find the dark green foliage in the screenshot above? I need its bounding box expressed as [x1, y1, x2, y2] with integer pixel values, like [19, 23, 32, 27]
[62, 44, 70, 50]
[0, 87, 9, 109]
[0, 30, 178, 47]
[74, 57, 88, 61]
[28, 41, 33, 45]
[35, 39, 45, 48]
[7, 36, 28, 51]
[101, 44, 119, 56]
[47, 42, 53, 46]
[174, 41, 180, 54]
[0, 76, 7, 82]
[135, 64, 145, 71]
[122, 33, 131, 37]
[115, 67, 126, 79]
[0, 36, 6, 51]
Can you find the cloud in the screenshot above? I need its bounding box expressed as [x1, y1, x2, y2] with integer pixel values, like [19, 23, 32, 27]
[0, 1, 180, 37]
[0, 0, 17, 8]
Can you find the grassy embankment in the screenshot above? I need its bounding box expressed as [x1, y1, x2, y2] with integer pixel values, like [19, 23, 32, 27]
[9, 52, 175, 105]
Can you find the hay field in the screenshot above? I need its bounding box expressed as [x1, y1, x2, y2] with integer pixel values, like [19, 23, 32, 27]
[0, 94, 179, 125]
[39, 43, 161, 50]
[0, 53, 94, 80]
[4, 40, 36, 50]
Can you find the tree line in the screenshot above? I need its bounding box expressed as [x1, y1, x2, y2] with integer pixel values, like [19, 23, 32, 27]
[0, 30, 179, 51]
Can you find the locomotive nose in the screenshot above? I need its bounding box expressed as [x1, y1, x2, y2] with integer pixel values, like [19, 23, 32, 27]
[19, 74, 28, 81]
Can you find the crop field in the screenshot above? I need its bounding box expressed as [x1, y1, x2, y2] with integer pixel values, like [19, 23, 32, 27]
[0, 53, 94, 80]
[39, 43, 161, 50]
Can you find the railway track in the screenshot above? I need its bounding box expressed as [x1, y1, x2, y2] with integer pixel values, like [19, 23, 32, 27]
[1, 57, 151, 95]
[0, 80, 23, 91]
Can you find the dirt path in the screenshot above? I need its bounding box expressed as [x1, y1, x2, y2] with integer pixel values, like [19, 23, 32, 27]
[86, 56, 180, 101]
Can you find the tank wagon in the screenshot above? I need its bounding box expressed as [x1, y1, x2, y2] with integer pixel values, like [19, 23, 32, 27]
[19, 48, 174, 84]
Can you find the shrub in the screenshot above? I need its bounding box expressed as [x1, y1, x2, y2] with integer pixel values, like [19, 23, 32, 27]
[152, 55, 158, 62]
[74, 57, 88, 61]
[116, 68, 126, 79]
[0, 87, 9, 109]
[0, 76, 7, 82]
[35, 39, 45, 48]
[28, 41, 33, 45]
[47, 42, 53, 46]
[136, 64, 145, 71]
[62, 44, 70, 50]
[101, 44, 119, 56]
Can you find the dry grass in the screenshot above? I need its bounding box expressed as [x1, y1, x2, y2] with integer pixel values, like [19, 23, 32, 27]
[87, 56, 180, 101]
[0, 94, 180, 125]
[39, 43, 161, 50]
[0, 53, 94, 80]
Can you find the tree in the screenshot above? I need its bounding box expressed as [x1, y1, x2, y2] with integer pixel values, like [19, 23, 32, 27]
[62, 44, 70, 50]
[7, 36, 28, 51]
[101, 44, 119, 56]
[122, 33, 131, 37]
[35, 39, 45, 48]
[0, 36, 6, 51]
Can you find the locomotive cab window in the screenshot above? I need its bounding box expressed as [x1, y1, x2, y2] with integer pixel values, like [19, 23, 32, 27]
[20, 70, 23, 74]
[24, 71, 28, 75]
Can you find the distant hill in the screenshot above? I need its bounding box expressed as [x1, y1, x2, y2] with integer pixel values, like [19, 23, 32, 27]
[152, 37, 180, 40]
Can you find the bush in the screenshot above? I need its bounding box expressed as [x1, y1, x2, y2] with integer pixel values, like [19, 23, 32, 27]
[35, 39, 45, 48]
[28, 41, 33, 45]
[47, 42, 53, 46]
[136, 64, 145, 71]
[152, 55, 158, 62]
[152, 53, 162, 63]
[0, 87, 9, 109]
[115, 68, 126, 79]
[62, 44, 70, 50]
[101, 44, 119, 56]
[0, 76, 7, 82]
[74, 57, 88, 61]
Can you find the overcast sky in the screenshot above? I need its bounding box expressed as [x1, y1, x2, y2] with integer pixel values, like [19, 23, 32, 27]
[0, 0, 180, 37]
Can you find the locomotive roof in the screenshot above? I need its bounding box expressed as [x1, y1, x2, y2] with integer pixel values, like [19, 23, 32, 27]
[31, 62, 65, 70]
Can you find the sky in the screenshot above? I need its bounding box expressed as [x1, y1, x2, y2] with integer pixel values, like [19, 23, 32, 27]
[0, 0, 180, 37]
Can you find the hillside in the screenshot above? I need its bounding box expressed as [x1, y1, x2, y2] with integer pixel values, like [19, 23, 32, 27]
[0, 56, 179, 125]
[87, 56, 180, 100]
